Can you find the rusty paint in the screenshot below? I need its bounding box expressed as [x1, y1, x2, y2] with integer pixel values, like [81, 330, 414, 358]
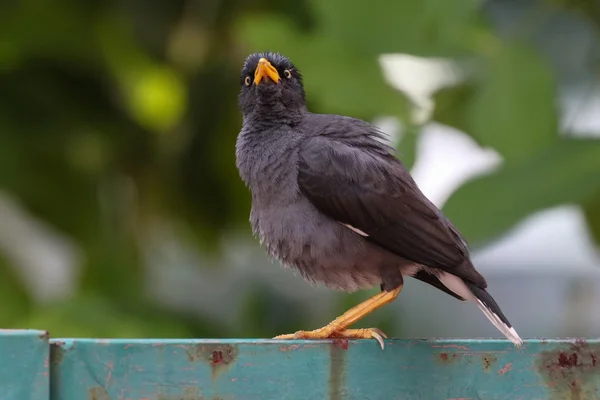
[212, 350, 224, 365]
[332, 339, 348, 351]
[88, 386, 110, 400]
[438, 352, 457, 364]
[183, 344, 237, 380]
[50, 343, 65, 365]
[38, 331, 50, 341]
[329, 340, 347, 400]
[537, 340, 600, 400]
[482, 354, 498, 371]
[498, 363, 512, 375]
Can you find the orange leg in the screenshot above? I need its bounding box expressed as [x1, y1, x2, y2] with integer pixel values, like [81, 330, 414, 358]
[273, 285, 402, 349]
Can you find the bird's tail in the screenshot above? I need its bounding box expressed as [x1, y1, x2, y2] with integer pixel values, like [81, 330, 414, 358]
[465, 282, 523, 347]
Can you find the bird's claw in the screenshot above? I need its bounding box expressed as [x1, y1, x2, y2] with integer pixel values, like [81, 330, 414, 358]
[332, 328, 387, 350]
[273, 327, 387, 350]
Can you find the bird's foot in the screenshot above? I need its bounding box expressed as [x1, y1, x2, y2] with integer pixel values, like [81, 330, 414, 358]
[274, 327, 387, 350]
[273, 287, 402, 351]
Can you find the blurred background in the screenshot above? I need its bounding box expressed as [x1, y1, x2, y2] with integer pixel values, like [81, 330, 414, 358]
[1, 0, 600, 340]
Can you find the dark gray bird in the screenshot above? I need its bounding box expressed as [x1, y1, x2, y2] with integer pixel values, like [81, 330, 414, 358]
[235, 52, 522, 348]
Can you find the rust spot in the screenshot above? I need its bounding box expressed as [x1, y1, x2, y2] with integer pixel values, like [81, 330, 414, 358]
[212, 350, 224, 365]
[537, 340, 600, 400]
[38, 331, 50, 341]
[482, 354, 498, 371]
[438, 352, 457, 364]
[558, 352, 578, 368]
[50, 343, 64, 365]
[88, 386, 110, 400]
[329, 340, 347, 400]
[184, 344, 237, 380]
[332, 339, 348, 351]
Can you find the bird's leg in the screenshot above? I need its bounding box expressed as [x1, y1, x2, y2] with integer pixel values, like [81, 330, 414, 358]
[273, 285, 402, 349]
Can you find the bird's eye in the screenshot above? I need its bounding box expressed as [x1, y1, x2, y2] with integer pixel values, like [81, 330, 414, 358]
[284, 69, 292, 79]
[244, 76, 251, 86]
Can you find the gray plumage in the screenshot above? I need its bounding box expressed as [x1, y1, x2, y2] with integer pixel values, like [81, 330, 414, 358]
[235, 52, 522, 345]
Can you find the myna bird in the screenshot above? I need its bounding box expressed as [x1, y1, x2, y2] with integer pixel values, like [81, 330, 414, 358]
[235, 52, 522, 348]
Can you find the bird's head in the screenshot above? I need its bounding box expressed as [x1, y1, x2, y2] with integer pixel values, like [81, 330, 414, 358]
[238, 52, 307, 121]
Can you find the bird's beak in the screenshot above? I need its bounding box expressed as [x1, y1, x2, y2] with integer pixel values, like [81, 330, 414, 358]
[254, 58, 280, 85]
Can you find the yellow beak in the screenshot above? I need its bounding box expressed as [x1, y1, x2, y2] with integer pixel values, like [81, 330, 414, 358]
[254, 58, 280, 85]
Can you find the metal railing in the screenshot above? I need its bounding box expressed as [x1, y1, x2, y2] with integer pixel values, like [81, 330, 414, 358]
[1, 329, 598, 399]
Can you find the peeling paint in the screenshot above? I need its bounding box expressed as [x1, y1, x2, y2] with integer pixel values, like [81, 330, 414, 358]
[482, 354, 498, 371]
[537, 340, 600, 400]
[498, 363, 512, 375]
[183, 343, 238, 380]
[438, 352, 457, 364]
[332, 339, 348, 351]
[279, 344, 300, 352]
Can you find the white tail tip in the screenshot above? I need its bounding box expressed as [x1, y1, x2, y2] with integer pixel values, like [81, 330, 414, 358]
[475, 299, 523, 347]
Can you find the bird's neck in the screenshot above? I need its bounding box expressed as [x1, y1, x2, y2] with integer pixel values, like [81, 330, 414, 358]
[247, 103, 308, 128]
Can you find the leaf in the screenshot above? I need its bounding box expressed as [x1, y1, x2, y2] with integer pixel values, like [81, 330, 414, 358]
[583, 196, 600, 247]
[465, 44, 558, 159]
[442, 138, 600, 247]
[432, 82, 476, 134]
[313, 0, 481, 56]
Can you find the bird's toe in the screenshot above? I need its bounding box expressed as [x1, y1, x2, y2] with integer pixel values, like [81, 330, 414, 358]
[331, 328, 388, 350]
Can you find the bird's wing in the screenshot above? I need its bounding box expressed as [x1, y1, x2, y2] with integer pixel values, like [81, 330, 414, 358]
[297, 131, 486, 287]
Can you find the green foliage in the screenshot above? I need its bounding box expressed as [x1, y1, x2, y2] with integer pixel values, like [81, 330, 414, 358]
[583, 199, 600, 246]
[443, 139, 600, 247]
[465, 44, 558, 160]
[0, 0, 599, 339]
[0, 254, 30, 324]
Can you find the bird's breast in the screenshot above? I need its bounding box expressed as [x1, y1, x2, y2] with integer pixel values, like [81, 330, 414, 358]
[235, 128, 300, 192]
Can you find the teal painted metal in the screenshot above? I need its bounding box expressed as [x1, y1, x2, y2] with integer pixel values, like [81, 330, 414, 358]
[0, 329, 49, 400]
[49, 338, 600, 400]
[0, 332, 597, 399]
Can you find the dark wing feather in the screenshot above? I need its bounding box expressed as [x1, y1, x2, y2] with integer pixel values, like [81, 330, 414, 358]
[298, 130, 486, 287]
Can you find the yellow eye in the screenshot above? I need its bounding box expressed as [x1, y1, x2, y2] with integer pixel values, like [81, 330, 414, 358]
[284, 69, 292, 79]
[244, 76, 251, 86]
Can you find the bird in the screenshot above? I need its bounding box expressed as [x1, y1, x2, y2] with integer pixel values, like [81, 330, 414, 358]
[235, 52, 522, 349]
